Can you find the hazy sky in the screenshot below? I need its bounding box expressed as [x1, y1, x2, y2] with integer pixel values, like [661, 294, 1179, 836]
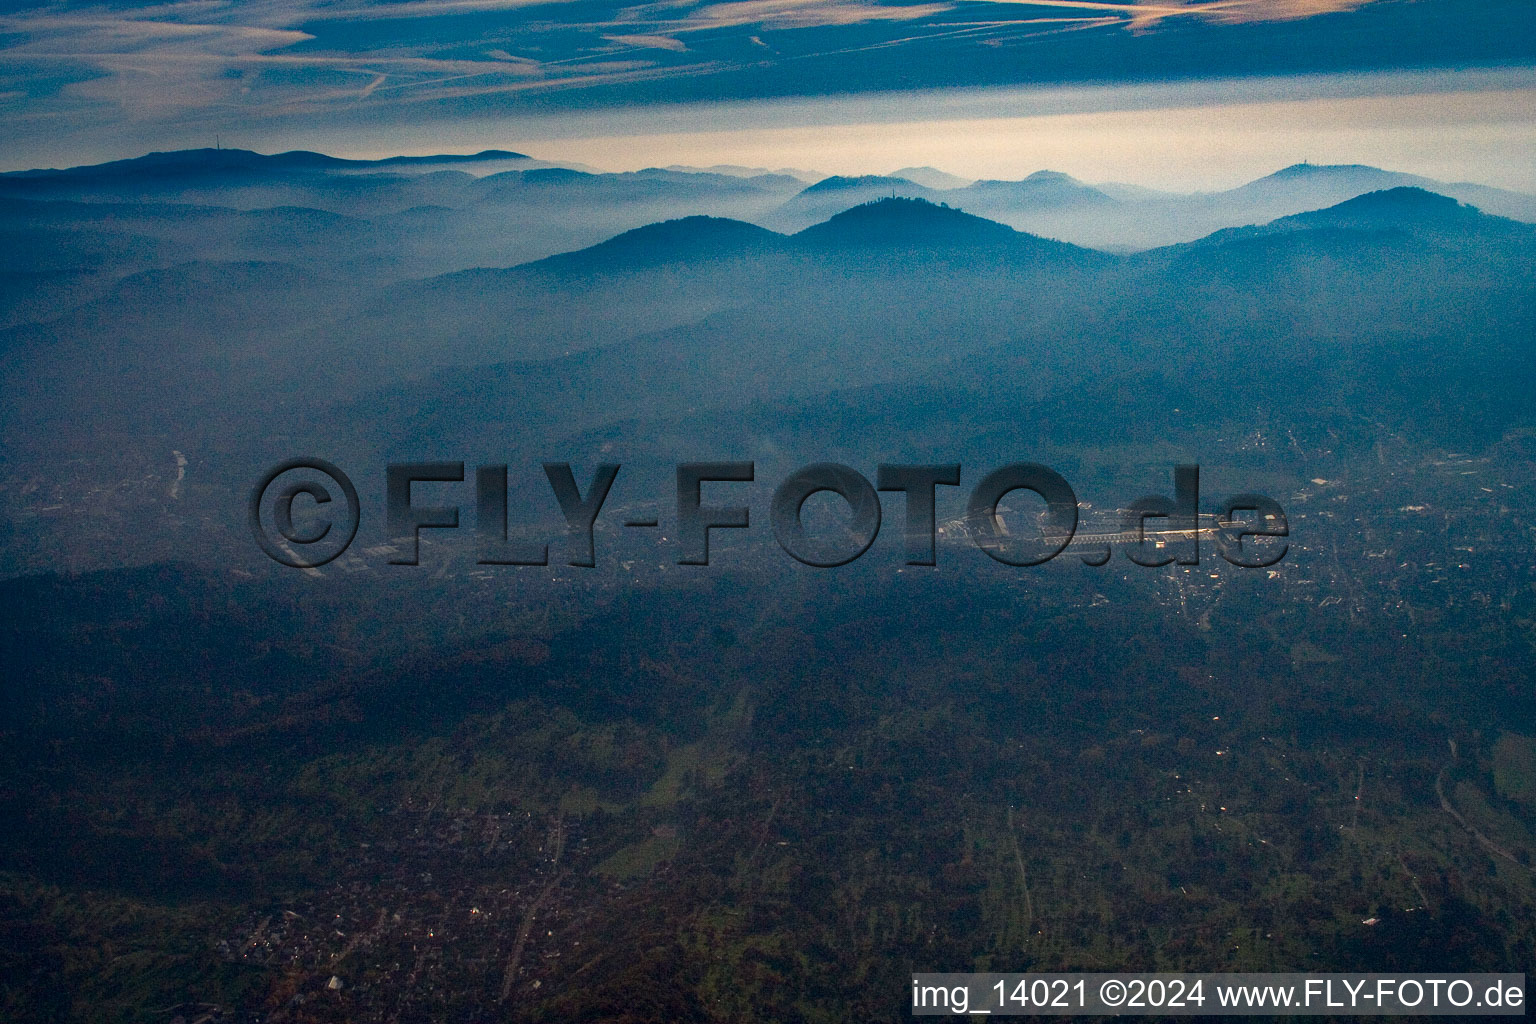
[1, 0, 1532, 185]
[303, 70, 1536, 191]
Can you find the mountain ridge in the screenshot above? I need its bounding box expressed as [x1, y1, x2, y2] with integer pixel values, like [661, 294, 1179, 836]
[1181, 186, 1536, 250]
[3, 148, 532, 180]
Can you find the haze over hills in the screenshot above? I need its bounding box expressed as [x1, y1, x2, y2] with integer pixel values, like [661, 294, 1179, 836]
[932, 163, 1536, 249]
[0, 145, 1533, 574]
[889, 166, 973, 190]
[1, 167, 1531, 574]
[960, 170, 1116, 208]
[3, 148, 1534, 279]
[2, 142, 1536, 1020]
[665, 163, 822, 182]
[360, 188, 1534, 477]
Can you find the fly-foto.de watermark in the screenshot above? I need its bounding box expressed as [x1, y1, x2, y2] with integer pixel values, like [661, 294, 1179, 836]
[249, 460, 1288, 571]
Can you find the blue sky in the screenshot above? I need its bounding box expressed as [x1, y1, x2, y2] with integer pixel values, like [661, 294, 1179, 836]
[1, 0, 1533, 177]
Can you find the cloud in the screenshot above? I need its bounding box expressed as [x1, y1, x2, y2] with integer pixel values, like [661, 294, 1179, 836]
[296, 0, 586, 21]
[0, 0, 971, 124]
[0, 2, 673, 119]
[678, 0, 951, 30]
[0, 10, 318, 116]
[0, 0, 1404, 152]
[0, 14, 317, 55]
[604, 33, 690, 50]
[928, 0, 1376, 30]
[1188, 0, 1377, 25]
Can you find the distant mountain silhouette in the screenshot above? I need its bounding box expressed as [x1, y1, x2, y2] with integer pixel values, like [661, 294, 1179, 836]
[625, 167, 804, 190]
[663, 164, 820, 182]
[798, 174, 921, 195]
[1215, 163, 1536, 222]
[369, 150, 529, 166]
[762, 162, 1536, 248]
[1273, 186, 1488, 229]
[794, 197, 1013, 246]
[888, 166, 972, 190]
[334, 216, 799, 371]
[469, 166, 798, 207]
[345, 200, 1113, 380]
[3, 147, 531, 181]
[790, 197, 1104, 266]
[482, 166, 593, 189]
[536, 215, 787, 271]
[5, 148, 1531, 257]
[766, 175, 936, 231]
[1249, 161, 1411, 187]
[958, 170, 1115, 209]
[1187, 187, 1536, 251]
